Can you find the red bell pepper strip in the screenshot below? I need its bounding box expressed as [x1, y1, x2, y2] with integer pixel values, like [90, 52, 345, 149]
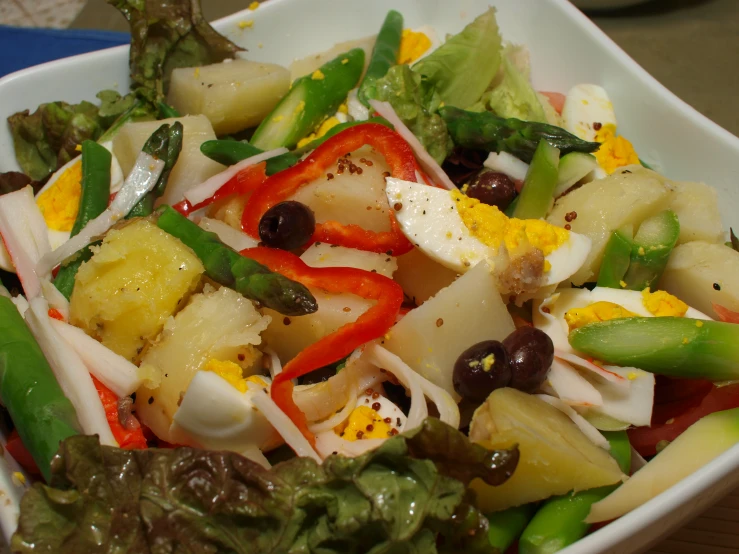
[172, 162, 268, 216]
[91, 376, 147, 450]
[5, 429, 41, 476]
[241, 246, 404, 446]
[241, 123, 417, 255]
[47, 308, 64, 321]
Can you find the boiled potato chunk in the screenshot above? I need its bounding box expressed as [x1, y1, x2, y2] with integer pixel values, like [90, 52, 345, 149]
[135, 286, 270, 442]
[70, 219, 204, 362]
[168, 60, 291, 136]
[262, 290, 373, 362]
[384, 260, 514, 398]
[113, 115, 225, 205]
[300, 243, 397, 278]
[289, 146, 391, 233]
[667, 180, 724, 245]
[548, 166, 673, 285]
[470, 388, 625, 512]
[660, 241, 739, 319]
[394, 248, 459, 305]
[289, 36, 376, 80]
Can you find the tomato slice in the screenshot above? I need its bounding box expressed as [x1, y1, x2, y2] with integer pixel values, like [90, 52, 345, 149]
[629, 383, 739, 457]
[539, 91, 566, 115]
[5, 429, 40, 476]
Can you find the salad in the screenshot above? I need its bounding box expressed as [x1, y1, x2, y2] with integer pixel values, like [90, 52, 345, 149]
[1, 1, 738, 552]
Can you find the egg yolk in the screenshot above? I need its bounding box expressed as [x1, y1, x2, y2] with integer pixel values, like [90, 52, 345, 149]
[296, 115, 341, 148]
[453, 189, 569, 260]
[36, 160, 82, 232]
[397, 29, 432, 64]
[641, 288, 688, 317]
[565, 301, 638, 331]
[202, 359, 267, 393]
[594, 124, 640, 174]
[335, 405, 392, 441]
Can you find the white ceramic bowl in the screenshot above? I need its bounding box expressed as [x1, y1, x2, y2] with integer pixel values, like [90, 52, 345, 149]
[1, 1, 738, 552]
[570, 0, 652, 10]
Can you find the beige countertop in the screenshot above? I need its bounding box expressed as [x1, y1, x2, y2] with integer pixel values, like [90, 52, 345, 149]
[62, 1, 739, 552]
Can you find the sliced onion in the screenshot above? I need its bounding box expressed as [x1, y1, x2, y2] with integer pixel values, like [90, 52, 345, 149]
[184, 148, 287, 206]
[365, 344, 428, 430]
[50, 319, 143, 397]
[547, 358, 603, 407]
[40, 280, 69, 321]
[0, 187, 51, 298]
[241, 445, 271, 469]
[484, 151, 529, 182]
[198, 217, 259, 251]
[308, 379, 358, 433]
[263, 347, 283, 378]
[11, 295, 29, 316]
[555, 350, 628, 386]
[630, 445, 647, 473]
[414, 369, 460, 429]
[368, 100, 456, 191]
[24, 298, 116, 445]
[37, 152, 164, 277]
[314, 430, 385, 459]
[536, 394, 610, 450]
[248, 384, 321, 462]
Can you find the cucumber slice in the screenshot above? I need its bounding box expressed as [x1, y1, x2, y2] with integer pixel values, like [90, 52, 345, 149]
[554, 152, 598, 198]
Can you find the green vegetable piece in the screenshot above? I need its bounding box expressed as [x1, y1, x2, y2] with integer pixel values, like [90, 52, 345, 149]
[96, 90, 138, 128]
[251, 48, 365, 150]
[107, 0, 244, 103]
[155, 205, 317, 316]
[97, 96, 157, 144]
[200, 140, 299, 175]
[358, 10, 403, 107]
[569, 316, 739, 380]
[158, 102, 181, 119]
[474, 45, 547, 123]
[553, 152, 598, 198]
[440, 106, 600, 164]
[364, 64, 453, 164]
[486, 503, 537, 552]
[54, 140, 112, 300]
[513, 139, 560, 220]
[11, 419, 518, 554]
[0, 296, 81, 481]
[622, 210, 680, 290]
[518, 432, 630, 554]
[597, 228, 633, 289]
[412, 7, 502, 109]
[127, 122, 184, 218]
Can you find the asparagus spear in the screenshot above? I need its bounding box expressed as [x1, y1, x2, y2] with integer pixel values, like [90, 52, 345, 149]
[596, 228, 633, 289]
[358, 10, 403, 107]
[156, 206, 317, 316]
[200, 139, 299, 174]
[518, 431, 630, 554]
[0, 295, 81, 481]
[251, 48, 365, 150]
[512, 139, 560, 220]
[440, 106, 600, 164]
[54, 140, 112, 300]
[622, 210, 679, 290]
[486, 503, 537, 552]
[569, 317, 739, 380]
[127, 122, 184, 218]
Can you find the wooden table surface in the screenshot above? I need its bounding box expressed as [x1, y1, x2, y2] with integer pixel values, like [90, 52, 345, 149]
[21, 0, 739, 552]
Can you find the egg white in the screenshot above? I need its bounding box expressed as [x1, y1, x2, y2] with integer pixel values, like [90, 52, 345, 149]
[0, 144, 125, 273]
[561, 84, 617, 142]
[385, 178, 591, 290]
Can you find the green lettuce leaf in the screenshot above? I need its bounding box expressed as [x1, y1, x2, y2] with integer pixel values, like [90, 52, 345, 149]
[471, 45, 547, 123]
[364, 64, 453, 164]
[11, 419, 518, 554]
[106, 0, 244, 104]
[411, 8, 502, 109]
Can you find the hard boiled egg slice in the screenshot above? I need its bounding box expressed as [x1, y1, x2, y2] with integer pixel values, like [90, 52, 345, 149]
[386, 178, 591, 289]
[170, 370, 281, 453]
[0, 143, 124, 272]
[562, 84, 617, 142]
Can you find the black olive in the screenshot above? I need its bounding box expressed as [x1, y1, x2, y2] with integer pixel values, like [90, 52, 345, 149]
[502, 327, 554, 392]
[453, 341, 511, 402]
[465, 169, 517, 210]
[258, 201, 315, 250]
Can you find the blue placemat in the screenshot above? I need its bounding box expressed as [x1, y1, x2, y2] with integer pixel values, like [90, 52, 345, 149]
[0, 26, 129, 79]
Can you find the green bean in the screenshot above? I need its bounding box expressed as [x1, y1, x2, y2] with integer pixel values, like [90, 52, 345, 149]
[486, 503, 537, 551]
